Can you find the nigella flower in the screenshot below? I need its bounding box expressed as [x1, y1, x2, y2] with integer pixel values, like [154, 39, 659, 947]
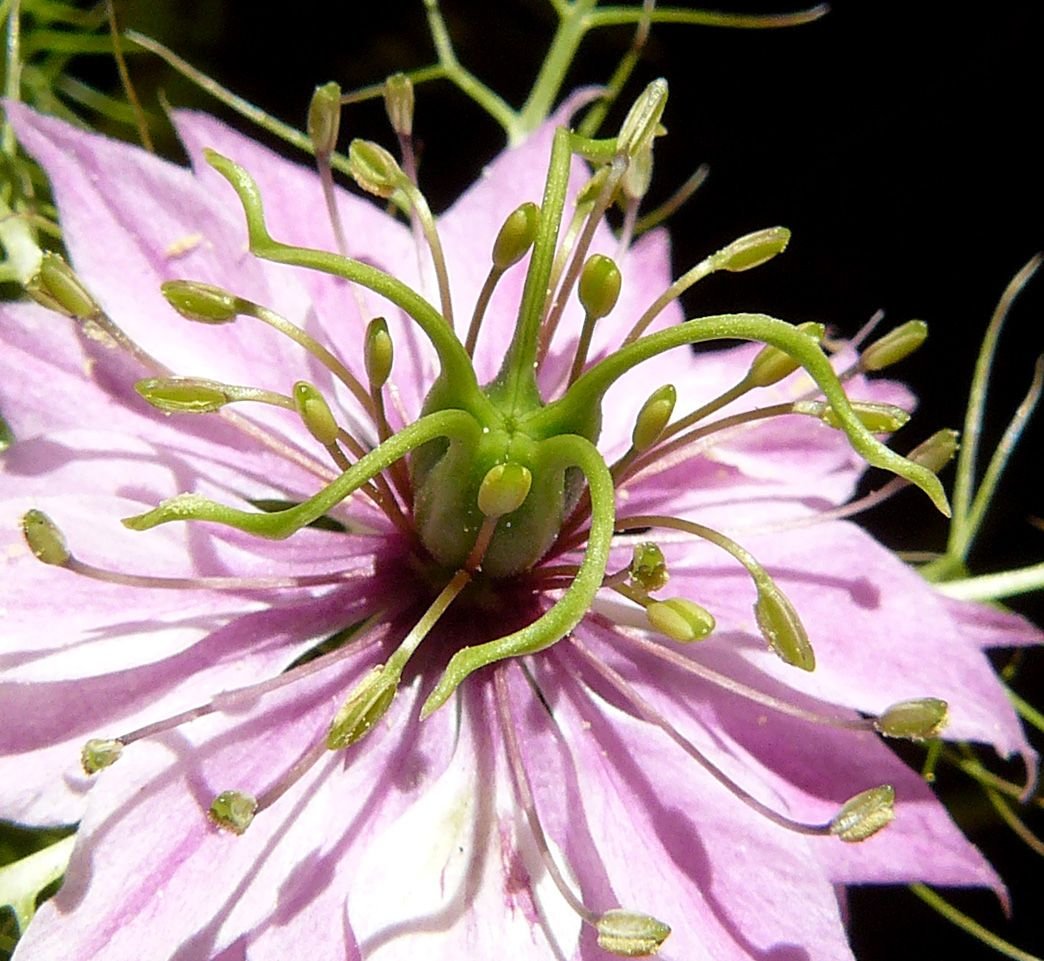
[1, 80, 1040, 961]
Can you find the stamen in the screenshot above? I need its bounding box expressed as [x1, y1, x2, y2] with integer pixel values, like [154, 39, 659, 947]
[364, 316, 413, 508]
[616, 514, 815, 671]
[161, 281, 375, 418]
[467, 462, 533, 571]
[568, 636, 893, 840]
[569, 253, 622, 384]
[308, 81, 350, 256]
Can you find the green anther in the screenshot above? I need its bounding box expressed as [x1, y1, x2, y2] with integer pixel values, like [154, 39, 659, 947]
[714, 226, 791, 273]
[307, 81, 342, 156]
[830, 785, 896, 842]
[579, 254, 622, 321]
[293, 381, 340, 447]
[81, 737, 123, 774]
[754, 584, 815, 671]
[907, 428, 960, 473]
[596, 908, 672, 957]
[746, 322, 826, 388]
[629, 542, 668, 593]
[29, 252, 99, 319]
[365, 317, 394, 389]
[646, 598, 715, 643]
[875, 698, 949, 740]
[860, 320, 928, 372]
[631, 385, 677, 452]
[477, 463, 533, 518]
[21, 510, 70, 566]
[209, 790, 258, 834]
[135, 377, 231, 414]
[161, 280, 240, 324]
[795, 400, 910, 434]
[383, 72, 415, 138]
[492, 202, 540, 271]
[327, 666, 398, 749]
[347, 139, 403, 198]
[617, 78, 668, 158]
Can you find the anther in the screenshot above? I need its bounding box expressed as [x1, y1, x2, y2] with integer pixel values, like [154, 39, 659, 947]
[713, 226, 791, 273]
[646, 598, 715, 643]
[327, 666, 398, 749]
[365, 317, 394, 390]
[794, 399, 911, 434]
[81, 737, 124, 774]
[628, 542, 668, 593]
[469, 463, 533, 570]
[754, 583, 815, 672]
[161, 279, 240, 323]
[907, 428, 960, 473]
[875, 698, 949, 740]
[347, 139, 402, 199]
[859, 319, 928, 372]
[21, 509, 70, 566]
[25, 252, 100, 319]
[383, 72, 415, 140]
[630, 385, 677, 454]
[307, 81, 342, 158]
[570, 254, 621, 382]
[617, 78, 668, 160]
[135, 377, 232, 413]
[293, 381, 341, 448]
[596, 909, 672, 958]
[746, 321, 826, 388]
[209, 790, 258, 834]
[830, 785, 896, 842]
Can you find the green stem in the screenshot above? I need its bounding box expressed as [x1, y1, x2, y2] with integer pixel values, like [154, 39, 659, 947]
[420, 432, 615, 717]
[586, 4, 829, 29]
[934, 562, 1044, 603]
[0, 834, 75, 934]
[536, 313, 950, 514]
[123, 409, 479, 538]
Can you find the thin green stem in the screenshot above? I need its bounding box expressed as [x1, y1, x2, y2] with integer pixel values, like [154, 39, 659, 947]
[3, 0, 22, 158]
[1008, 686, 1044, 736]
[587, 4, 829, 30]
[934, 562, 1044, 603]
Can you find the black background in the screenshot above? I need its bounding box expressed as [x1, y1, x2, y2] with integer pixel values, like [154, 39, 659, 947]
[81, 1, 1044, 958]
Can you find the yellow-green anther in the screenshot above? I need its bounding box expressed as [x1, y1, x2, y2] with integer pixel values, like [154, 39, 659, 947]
[82, 738, 123, 775]
[348, 139, 403, 198]
[579, 254, 622, 322]
[617, 79, 668, 159]
[860, 320, 928, 372]
[746, 322, 826, 388]
[21, 510, 70, 566]
[907, 428, 960, 473]
[365, 316, 394, 389]
[293, 382, 340, 447]
[383, 72, 415, 138]
[631, 385, 677, 453]
[629, 542, 669, 593]
[307, 81, 342, 157]
[646, 598, 716, 643]
[477, 462, 533, 518]
[492, 202, 540, 271]
[715, 227, 791, 273]
[830, 785, 896, 842]
[621, 142, 654, 201]
[30, 252, 99, 319]
[161, 280, 240, 324]
[209, 790, 258, 834]
[795, 400, 910, 434]
[596, 908, 672, 957]
[875, 698, 949, 740]
[754, 584, 815, 671]
[327, 666, 398, 750]
[135, 377, 231, 414]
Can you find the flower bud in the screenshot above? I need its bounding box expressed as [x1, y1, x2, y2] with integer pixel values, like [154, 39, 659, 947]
[22, 509, 70, 566]
[754, 584, 815, 671]
[596, 908, 671, 957]
[81, 737, 123, 775]
[209, 790, 258, 834]
[860, 320, 928, 372]
[830, 785, 895, 842]
[27, 252, 99, 319]
[477, 462, 532, 518]
[629, 542, 669, 594]
[746, 322, 825, 388]
[308, 81, 342, 156]
[348, 139, 403, 198]
[618, 79, 668, 159]
[293, 381, 340, 447]
[365, 316, 394, 389]
[492, 202, 540, 270]
[646, 598, 715, 643]
[383, 72, 415, 138]
[907, 429, 959, 473]
[161, 280, 240, 324]
[631, 385, 677, 453]
[327, 666, 398, 749]
[875, 697, 949, 740]
[135, 377, 231, 414]
[579, 254, 622, 321]
[715, 227, 791, 273]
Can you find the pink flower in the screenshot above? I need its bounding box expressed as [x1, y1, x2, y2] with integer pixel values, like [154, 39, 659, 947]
[1, 94, 1039, 961]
